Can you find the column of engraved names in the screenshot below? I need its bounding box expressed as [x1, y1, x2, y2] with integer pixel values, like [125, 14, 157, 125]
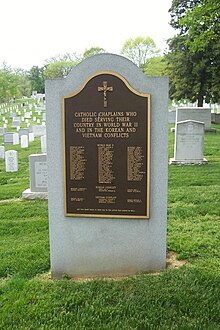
[98, 144, 114, 183]
[127, 146, 144, 181]
[70, 146, 86, 180]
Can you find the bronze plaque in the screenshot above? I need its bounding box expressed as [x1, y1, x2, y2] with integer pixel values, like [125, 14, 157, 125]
[63, 72, 150, 218]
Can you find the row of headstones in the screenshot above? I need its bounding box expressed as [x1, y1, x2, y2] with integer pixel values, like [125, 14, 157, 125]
[0, 94, 45, 110]
[0, 96, 45, 121]
[0, 105, 46, 129]
[0, 100, 45, 116]
[0, 125, 46, 137]
[0, 134, 47, 164]
[170, 101, 220, 112]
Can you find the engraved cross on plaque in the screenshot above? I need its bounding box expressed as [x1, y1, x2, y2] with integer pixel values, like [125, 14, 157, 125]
[98, 81, 113, 107]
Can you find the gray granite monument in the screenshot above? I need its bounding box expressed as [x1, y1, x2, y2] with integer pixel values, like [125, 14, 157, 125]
[46, 54, 168, 278]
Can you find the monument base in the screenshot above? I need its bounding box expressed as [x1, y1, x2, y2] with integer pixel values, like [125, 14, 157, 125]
[22, 188, 48, 200]
[169, 158, 208, 165]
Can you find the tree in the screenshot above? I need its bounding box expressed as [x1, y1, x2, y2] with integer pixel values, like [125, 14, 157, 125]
[169, 0, 201, 31]
[28, 66, 45, 93]
[0, 63, 20, 102]
[120, 36, 159, 68]
[180, 0, 220, 52]
[165, 0, 220, 106]
[18, 73, 32, 98]
[82, 47, 106, 59]
[44, 61, 77, 79]
[143, 56, 166, 76]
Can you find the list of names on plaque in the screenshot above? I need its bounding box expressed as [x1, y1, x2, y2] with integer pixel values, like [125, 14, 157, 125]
[98, 144, 115, 184]
[127, 146, 144, 181]
[70, 146, 86, 180]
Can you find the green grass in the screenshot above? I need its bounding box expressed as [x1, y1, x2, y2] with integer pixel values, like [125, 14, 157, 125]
[0, 124, 220, 329]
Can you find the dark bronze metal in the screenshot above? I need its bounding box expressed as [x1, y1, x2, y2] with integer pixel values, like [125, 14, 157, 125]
[63, 72, 150, 218]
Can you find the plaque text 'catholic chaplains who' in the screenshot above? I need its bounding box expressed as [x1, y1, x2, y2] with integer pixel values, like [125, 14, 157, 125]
[63, 72, 150, 218]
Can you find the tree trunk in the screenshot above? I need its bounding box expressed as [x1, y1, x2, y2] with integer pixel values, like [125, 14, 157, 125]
[198, 93, 204, 107]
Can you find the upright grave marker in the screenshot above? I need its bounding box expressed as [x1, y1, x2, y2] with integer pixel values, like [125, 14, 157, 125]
[0, 146, 5, 159]
[170, 120, 208, 165]
[5, 150, 18, 172]
[46, 54, 168, 278]
[21, 135, 28, 148]
[22, 154, 48, 199]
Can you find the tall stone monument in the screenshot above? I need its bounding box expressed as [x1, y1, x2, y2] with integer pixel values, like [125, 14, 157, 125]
[46, 54, 168, 278]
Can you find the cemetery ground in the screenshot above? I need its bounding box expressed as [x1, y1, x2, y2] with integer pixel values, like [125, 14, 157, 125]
[0, 125, 220, 329]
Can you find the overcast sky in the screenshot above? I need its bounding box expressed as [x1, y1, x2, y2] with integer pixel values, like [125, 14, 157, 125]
[0, 0, 175, 70]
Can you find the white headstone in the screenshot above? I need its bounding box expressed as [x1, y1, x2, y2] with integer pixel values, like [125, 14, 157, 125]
[40, 135, 47, 153]
[28, 132, 35, 142]
[13, 133, 19, 145]
[5, 150, 18, 172]
[0, 146, 5, 159]
[21, 135, 28, 148]
[0, 127, 7, 136]
[170, 120, 208, 165]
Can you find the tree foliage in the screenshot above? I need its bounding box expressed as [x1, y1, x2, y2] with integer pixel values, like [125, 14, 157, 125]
[28, 66, 45, 93]
[169, 0, 201, 31]
[0, 63, 20, 102]
[143, 56, 166, 76]
[120, 36, 159, 68]
[82, 47, 106, 59]
[180, 0, 220, 52]
[165, 0, 220, 106]
[17, 72, 32, 97]
[44, 61, 78, 79]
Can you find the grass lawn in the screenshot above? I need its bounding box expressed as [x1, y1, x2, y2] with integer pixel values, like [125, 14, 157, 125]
[0, 124, 220, 329]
